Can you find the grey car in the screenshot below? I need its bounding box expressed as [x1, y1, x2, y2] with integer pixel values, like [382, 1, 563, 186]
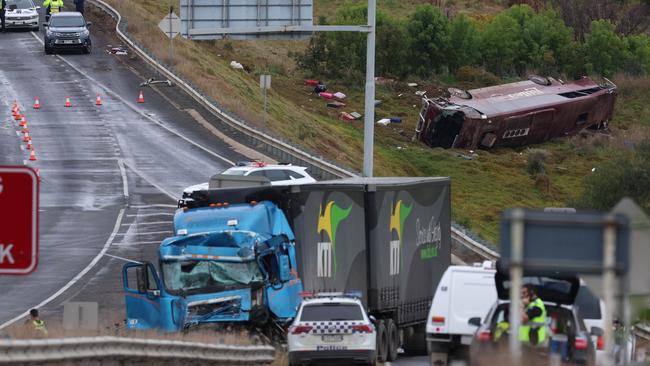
[43, 12, 91, 54]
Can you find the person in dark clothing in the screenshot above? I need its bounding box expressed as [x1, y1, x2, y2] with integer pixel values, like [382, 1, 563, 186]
[73, 0, 83, 14]
[1, 0, 6, 32]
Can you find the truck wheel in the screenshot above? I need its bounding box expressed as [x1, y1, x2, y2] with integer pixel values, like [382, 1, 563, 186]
[403, 324, 427, 355]
[386, 319, 399, 361]
[376, 320, 388, 363]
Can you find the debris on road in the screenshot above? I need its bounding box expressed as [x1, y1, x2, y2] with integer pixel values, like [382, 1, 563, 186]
[140, 78, 173, 87]
[106, 45, 128, 55]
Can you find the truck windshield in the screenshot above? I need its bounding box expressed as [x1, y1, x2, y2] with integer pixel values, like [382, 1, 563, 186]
[162, 260, 263, 293]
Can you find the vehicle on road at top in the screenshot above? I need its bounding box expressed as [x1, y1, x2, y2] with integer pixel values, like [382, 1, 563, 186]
[426, 261, 497, 365]
[467, 269, 601, 366]
[3, 0, 40, 31]
[182, 162, 316, 198]
[288, 292, 376, 366]
[43, 12, 92, 55]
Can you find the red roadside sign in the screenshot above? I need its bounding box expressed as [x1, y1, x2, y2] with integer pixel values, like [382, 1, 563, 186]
[0, 166, 39, 275]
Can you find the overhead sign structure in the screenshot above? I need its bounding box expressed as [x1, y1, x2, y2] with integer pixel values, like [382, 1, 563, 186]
[0, 166, 39, 275]
[180, 0, 314, 40]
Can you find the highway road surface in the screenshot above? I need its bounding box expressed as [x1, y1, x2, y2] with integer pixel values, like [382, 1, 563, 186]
[0, 18, 254, 329]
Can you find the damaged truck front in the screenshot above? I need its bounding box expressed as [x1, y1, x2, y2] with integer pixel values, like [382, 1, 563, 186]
[122, 201, 302, 336]
[414, 76, 617, 149]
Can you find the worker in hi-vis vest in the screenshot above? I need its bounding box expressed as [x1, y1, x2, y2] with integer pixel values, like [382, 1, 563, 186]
[43, 0, 63, 21]
[519, 284, 547, 346]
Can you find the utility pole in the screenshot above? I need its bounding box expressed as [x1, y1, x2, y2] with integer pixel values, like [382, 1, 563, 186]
[169, 4, 174, 65]
[362, 0, 376, 177]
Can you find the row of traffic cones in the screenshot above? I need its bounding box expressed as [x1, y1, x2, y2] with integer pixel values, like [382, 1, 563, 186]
[12, 100, 37, 161]
[30, 90, 146, 109]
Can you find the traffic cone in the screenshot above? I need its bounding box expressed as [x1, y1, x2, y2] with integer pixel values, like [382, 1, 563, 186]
[137, 90, 145, 104]
[29, 149, 37, 161]
[21, 125, 29, 134]
[95, 94, 103, 106]
[23, 132, 31, 142]
[14, 111, 21, 121]
[19, 116, 27, 127]
[65, 96, 72, 108]
[26, 140, 33, 150]
[33, 97, 40, 109]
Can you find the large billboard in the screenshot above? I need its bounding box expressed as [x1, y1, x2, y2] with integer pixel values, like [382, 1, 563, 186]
[180, 0, 314, 40]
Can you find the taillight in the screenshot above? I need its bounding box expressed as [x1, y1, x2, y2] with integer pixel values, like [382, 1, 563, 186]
[575, 337, 588, 349]
[431, 316, 445, 324]
[352, 324, 373, 333]
[290, 325, 313, 334]
[596, 335, 604, 350]
[477, 330, 491, 342]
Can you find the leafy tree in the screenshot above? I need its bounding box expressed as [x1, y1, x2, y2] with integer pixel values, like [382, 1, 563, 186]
[446, 15, 481, 73]
[376, 13, 409, 78]
[623, 34, 650, 75]
[584, 20, 629, 77]
[576, 141, 650, 212]
[406, 5, 450, 77]
[524, 10, 575, 75]
[480, 12, 521, 75]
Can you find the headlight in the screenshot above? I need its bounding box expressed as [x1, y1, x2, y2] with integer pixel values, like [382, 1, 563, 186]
[46, 30, 53, 36]
[81, 29, 89, 36]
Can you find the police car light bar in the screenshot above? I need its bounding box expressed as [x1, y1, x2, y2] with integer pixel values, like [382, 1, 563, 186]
[299, 291, 362, 299]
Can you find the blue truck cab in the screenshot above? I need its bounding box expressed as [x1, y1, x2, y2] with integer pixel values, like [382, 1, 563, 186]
[122, 200, 303, 332]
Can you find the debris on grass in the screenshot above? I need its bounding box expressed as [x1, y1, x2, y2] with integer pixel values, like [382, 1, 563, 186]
[230, 61, 244, 70]
[333, 92, 346, 100]
[327, 101, 346, 108]
[407, 82, 418, 87]
[304, 79, 320, 86]
[319, 92, 334, 99]
[350, 112, 362, 120]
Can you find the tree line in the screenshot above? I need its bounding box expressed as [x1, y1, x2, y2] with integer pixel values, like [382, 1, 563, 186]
[295, 4, 650, 83]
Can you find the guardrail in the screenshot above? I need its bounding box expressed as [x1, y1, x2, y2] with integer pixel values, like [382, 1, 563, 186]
[0, 336, 275, 364]
[87, 0, 498, 262]
[636, 324, 650, 341]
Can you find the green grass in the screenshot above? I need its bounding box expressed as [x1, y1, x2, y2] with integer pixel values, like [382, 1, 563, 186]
[95, 0, 650, 244]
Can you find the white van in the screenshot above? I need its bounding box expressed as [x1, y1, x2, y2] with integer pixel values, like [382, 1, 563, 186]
[426, 261, 497, 364]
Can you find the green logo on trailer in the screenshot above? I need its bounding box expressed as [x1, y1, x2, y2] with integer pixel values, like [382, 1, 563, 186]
[316, 201, 352, 278]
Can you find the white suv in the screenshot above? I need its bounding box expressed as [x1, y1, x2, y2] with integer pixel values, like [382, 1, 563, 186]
[288, 293, 376, 366]
[182, 162, 316, 197]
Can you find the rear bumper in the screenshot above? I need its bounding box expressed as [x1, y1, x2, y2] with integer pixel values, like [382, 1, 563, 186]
[289, 350, 375, 365]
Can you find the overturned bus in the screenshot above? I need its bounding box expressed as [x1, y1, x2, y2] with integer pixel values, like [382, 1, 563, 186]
[414, 76, 617, 149]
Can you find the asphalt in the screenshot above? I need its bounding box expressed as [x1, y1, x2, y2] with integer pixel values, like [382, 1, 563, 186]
[0, 7, 251, 328]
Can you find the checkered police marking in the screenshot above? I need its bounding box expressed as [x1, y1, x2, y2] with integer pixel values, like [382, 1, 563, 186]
[303, 321, 366, 334]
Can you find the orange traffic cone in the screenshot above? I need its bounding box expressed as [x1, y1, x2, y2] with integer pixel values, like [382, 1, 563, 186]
[33, 97, 40, 109]
[21, 125, 29, 134]
[14, 111, 21, 121]
[29, 149, 37, 161]
[26, 140, 33, 150]
[137, 90, 145, 103]
[23, 132, 31, 142]
[65, 96, 72, 108]
[19, 116, 27, 127]
[95, 94, 103, 106]
[12, 105, 17, 116]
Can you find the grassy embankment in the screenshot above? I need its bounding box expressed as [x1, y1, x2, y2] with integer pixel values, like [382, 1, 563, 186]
[96, 0, 650, 243]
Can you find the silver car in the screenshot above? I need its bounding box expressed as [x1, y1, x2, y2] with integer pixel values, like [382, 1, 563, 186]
[4, 0, 40, 31]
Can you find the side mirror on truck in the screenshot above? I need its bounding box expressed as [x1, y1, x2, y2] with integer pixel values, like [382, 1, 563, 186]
[468, 317, 482, 327]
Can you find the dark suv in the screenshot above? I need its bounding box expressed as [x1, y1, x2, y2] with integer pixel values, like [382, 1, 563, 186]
[43, 12, 91, 54]
[467, 270, 602, 366]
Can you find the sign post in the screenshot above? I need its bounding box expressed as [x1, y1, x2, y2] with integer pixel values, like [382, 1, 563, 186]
[260, 74, 271, 124]
[0, 166, 39, 275]
[158, 9, 181, 65]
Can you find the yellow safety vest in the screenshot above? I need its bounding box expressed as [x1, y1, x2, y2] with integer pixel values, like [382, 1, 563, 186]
[519, 298, 546, 345]
[493, 321, 510, 341]
[33, 319, 48, 335]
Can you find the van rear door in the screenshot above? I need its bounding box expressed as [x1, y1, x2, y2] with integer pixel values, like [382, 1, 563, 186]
[448, 269, 496, 336]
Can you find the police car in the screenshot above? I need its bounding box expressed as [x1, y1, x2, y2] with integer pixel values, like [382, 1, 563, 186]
[288, 292, 376, 366]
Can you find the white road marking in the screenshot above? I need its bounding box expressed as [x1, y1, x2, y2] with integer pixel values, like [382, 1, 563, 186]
[0, 209, 125, 330]
[104, 253, 142, 264]
[114, 230, 172, 236]
[113, 240, 162, 246]
[126, 213, 175, 218]
[121, 160, 177, 201]
[129, 204, 177, 209]
[120, 221, 172, 227]
[117, 158, 129, 199]
[29, 31, 236, 167]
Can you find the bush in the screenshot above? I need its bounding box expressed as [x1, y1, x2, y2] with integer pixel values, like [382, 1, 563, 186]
[526, 148, 548, 176]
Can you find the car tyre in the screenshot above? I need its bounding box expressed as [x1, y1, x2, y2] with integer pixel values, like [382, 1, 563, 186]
[376, 320, 388, 363]
[386, 319, 399, 361]
[44, 46, 53, 55]
[83, 45, 91, 54]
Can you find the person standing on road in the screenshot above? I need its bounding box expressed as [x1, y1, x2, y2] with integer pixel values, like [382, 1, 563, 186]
[26, 308, 48, 336]
[1, 0, 6, 33]
[519, 284, 547, 346]
[73, 0, 83, 14]
[43, 0, 63, 20]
